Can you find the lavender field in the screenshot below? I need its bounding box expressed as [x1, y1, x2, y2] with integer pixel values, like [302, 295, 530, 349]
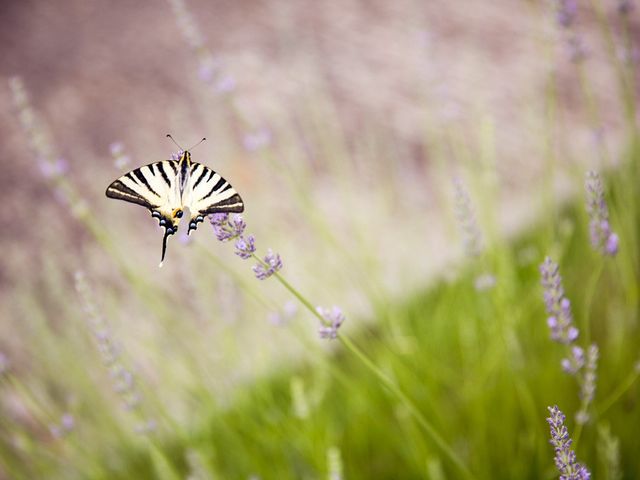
[1, 0, 639, 478]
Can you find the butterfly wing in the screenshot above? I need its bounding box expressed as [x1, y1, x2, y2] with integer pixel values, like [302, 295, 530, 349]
[184, 162, 244, 235]
[106, 160, 182, 265]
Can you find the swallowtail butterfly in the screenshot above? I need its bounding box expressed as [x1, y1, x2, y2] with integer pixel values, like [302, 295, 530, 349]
[105, 137, 244, 267]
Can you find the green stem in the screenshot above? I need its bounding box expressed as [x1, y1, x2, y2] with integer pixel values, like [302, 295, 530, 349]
[582, 259, 605, 346]
[596, 365, 640, 417]
[260, 258, 475, 479]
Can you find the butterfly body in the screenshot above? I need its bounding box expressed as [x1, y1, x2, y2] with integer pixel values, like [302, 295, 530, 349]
[106, 150, 244, 266]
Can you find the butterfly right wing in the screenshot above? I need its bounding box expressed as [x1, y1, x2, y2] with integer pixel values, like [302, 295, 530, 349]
[183, 162, 244, 235]
[105, 160, 182, 265]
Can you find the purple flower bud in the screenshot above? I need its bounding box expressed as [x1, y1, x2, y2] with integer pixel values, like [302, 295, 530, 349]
[561, 346, 585, 374]
[109, 142, 124, 156]
[198, 55, 219, 83]
[235, 235, 256, 259]
[452, 177, 483, 257]
[209, 213, 229, 226]
[243, 128, 272, 152]
[215, 75, 236, 94]
[61, 413, 75, 431]
[253, 249, 283, 280]
[576, 344, 598, 424]
[134, 418, 157, 434]
[474, 273, 496, 291]
[540, 257, 580, 345]
[556, 0, 578, 28]
[50, 412, 75, 439]
[585, 171, 619, 256]
[547, 405, 591, 479]
[210, 213, 245, 242]
[38, 157, 68, 178]
[605, 233, 619, 256]
[317, 306, 346, 339]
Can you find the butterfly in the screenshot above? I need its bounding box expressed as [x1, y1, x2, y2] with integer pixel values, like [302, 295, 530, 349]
[105, 136, 244, 267]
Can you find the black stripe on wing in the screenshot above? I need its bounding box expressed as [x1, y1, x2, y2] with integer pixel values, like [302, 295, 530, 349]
[133, 169, 160, 197]
[200, 177, 227, 201]
[190, 164, 245, 214]
[200, 193, 244, 214]
[106, 180, 159, 208]
[105, 160, 178, 208]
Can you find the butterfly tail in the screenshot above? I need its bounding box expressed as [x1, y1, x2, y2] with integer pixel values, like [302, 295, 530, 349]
[159, 227, 173, 268]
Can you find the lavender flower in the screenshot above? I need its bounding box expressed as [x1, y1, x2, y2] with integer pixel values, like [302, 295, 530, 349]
[209, 213, 284, 282]
[170, 150, 184, 161]
[75, 272, 154, 431]
[10, 77, 59, 179]
[235, 234, 256, 259]
[167, 0, 205, 51]
[198, 54, 219, 83]
[547, 405, 591, 479]
[268, 300, 298, 326]
[38, 157, 69, 179]
[243, 128, 272, 152]
[540, 257, 579, 344]
[561, 346, 585, 375]
[452, 177, 483, 257]
[585, 171, 618, 256]
[253, 249, 283, 280]
[215, 74, 236, 94]
[49, 412, 75, 439]
[210, 213, 246, 241]
[474, 273, 496, 291]
[134, 419, 158, 435]
[167, 0, 235, 96]
[556, 0, 578, 28]
[576, 344, 598, 424]
[110, 141, 131, 169]
[317, 306, 346, 339]
[553, 0, 586, 62]
[597, 425, 622, 480]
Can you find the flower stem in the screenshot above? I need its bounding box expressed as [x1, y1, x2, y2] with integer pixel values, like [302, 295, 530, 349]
[596, 365, 640, 417]
[266, 264, 475, 479]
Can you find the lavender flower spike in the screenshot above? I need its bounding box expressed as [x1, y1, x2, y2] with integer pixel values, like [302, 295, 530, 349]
[561, 346, 585, 375]
[576, 344, 599, 425]
[540, 257, 579, 344]
[210, 213, 246, 242]
[547, 405, 591, 479]
[253, 249, 283, 280]
[556, 0, 578, 28]
[317, 306, 346, 339]
[452, 177, 483, 257]
[235, 234, 256, 259]
[585, 171, 619, 256]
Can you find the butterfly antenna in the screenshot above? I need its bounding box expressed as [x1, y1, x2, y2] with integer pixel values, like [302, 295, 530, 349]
[166, 133, 184, 151]
[187, 137, 207, 151]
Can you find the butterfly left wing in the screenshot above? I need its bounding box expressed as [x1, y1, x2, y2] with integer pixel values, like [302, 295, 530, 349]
[183, 162, 244, 235]
[106, 160, 182, 265]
